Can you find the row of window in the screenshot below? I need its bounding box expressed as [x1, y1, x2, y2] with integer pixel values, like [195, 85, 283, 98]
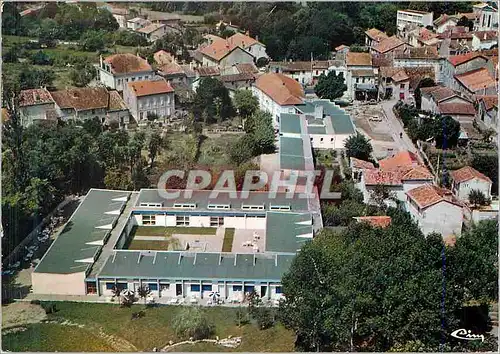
[142, 215, 267, 226]
[310, 137, 335, 143]
[141, 203, 289, 211]
[118, 76, 151, 86]
[139, 96, 172, 109]
[105, 282, 282, 294]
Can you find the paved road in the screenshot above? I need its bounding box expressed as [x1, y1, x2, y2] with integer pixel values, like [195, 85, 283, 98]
[380, 100, 417, 154]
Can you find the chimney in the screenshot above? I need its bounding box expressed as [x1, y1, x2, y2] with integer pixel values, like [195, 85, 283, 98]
[256, 35, 259, 42]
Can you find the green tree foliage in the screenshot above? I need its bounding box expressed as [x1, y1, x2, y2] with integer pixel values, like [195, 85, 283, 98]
[433, 115, 461, 149]
[251, 111, 275, 155]
[2, 3, 22, 35]
[314, 72, 347, 100]
[230, 134, 255, 165]
[448, 220, 498, 304]
[172, 307, 215, 340]
[279, 209, 487, 351]
[19, 67, 56, 90]
[79, 30, 106, 52]
[468, 189, 488, 208]
[38, 18, 60, 48]
[31, 51, 54, 66]
[349, 44, 368, 53]
[344, 133, 373, 161]
[414, 77, 435, 110]
[113, 30, 149, 47]
[136, 285, 151, 306]
[148, 132, 165, 169]
[69, 62, 96, 87]
[193, 78, 234, 124]
[471, 153, 498, 194]
[456, 16, 474, 31]
[233, 90, 259, 119]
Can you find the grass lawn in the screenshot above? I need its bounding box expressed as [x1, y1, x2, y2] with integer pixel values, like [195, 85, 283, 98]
[2, 323, 115, 352]
[2, 302, 295, 352]
[222, 228, 235, 252]
[127, 239, 179, 251]
[197, 133, 242, 166]
[132, 226, 216, 237]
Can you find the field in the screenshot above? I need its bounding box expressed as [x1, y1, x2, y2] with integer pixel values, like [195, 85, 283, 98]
[127, 239, 178, 251]
[2, 302, 295, 352]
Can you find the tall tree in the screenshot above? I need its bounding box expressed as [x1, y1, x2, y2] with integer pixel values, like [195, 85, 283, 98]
[251, 111, 275, 155]
[148, 132, 164, 169]
[314, 72, 348, 100]
[193, 77, 234, 124]
[233, 90, 259, 119]
[344, 133, 373, 161]
[433, 115, 460, 149]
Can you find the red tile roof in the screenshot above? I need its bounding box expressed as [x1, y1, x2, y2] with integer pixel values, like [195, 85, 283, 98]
[365, 28, 389, 42]
[354, 216, 392, 228]
[196, 66, 220, 77]
[454, 67, 496, 92]
[476, 95, 498, 110]
[434, 14, 457, 27]
[227, 32, 263, 48]
[19, 88, 54, 107]
[346, 52, 372, 66]
[137, 23, 165, 34]
[104, 54, 152, 74]
[50, 87, 109, 111]
[372, 36, 405, 54]
[363, 165, 432, 186]
[128, 80, 174, 97]
[108, 90, 128, 111]
[447, 52, 488, 66]
[235, 63, 259, 74]
[395, 46, 439, 59]
[350, 157, 375, 170]
[154, 50, 175, 65]
[472, 30, 498, 41]
[406, 184, 463, 209]
[254, 73, 305, 106]
[438, 102, 476, 116]
[449, 166, 492, 184]
[379, 151, 419, 169]
[420, 86, 457, 102]
[158, 62, 185, 76]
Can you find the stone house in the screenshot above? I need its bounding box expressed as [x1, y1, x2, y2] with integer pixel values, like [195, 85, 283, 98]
[123, 79, 175, 122]
[98, 54, 155, 92]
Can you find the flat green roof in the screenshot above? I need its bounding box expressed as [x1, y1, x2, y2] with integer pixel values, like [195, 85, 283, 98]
[308, 126, 327, 134]
[313, 100, 356, 134]
[35, 189, 130, 274]
[136, 189, 309, 212]
[266, 212, 313, 253]
[280, 113, 302, 134]
[295, 101, 316, 114]
[280, 136, 305, 157]
[97, 251, 295, 281]
[279, 136, 306, 170]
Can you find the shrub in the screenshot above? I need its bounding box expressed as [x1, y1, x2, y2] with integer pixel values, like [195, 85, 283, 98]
[172, 307, 215, 340]
[234, 307, 250, 327]
[131, 310, 146, 320]
[41, 302, 57, 314]
[30, 299, 41, 305]
[254, 307, 276, 330]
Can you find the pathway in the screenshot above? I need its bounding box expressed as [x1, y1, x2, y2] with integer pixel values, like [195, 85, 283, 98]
[380, 100, 417, 154]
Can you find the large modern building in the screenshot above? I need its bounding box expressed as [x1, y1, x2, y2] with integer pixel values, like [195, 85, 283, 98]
[32, 188, 321, 302]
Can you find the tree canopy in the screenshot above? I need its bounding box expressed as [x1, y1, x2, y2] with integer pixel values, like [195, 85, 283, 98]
[193, 77, 234, 124]
[344, 133, 373, 161]
[279, 211, 498, 351]
[314, 72, 347, 101]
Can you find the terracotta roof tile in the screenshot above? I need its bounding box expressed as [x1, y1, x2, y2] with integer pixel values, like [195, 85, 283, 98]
[227, 32, 263, 48]
[154, 50, 175, 65]
[457, 12, 477, 21]
[476, 95, 498, 110]
[254, 73, 305, 106]
[373, 36, 405, 54]
[434, 14, 456, 27]
[104, 53, 152, 74]
[438, 102, 476, 115]
[351, 69, 376, 77]
[180, 65, 196, 78]
[399, 165, 433, 181]
[198, 40, 239, 61]
[379, 151, 419, 169]
[364, 169, 403, 186]
[372, 56, 393, 68]
[50, 87, 109, 111]
[354, 216, 392, 228]
[108, 90, 128, 111]
[350, 157, 375, 170]
[19, 88, 54, 107]
[196, 66, 220, 77]
[472, 30, 498, 41]
[406, 184, 463, 209]
[421, 86, 456, 102]
[137, 23, 165, 34]
[447, 52, 488, 66]
[364, 165, 432, 186]
[346, 52, 372, 66]
[450, 166, 492, 183]
[395, 46, 439, 59]
[454, 67, 496, 92]
[158, 62, 185, 76]
[219, 72, 256, 82]
[365, 28, 389, 42]
[128, 80, 174, 97]
[235, 63, 259, 74]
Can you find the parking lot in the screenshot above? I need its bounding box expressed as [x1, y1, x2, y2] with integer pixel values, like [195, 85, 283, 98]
[345, 101, 400, 159]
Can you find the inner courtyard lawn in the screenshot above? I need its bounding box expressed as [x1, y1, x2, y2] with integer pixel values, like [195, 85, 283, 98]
[2, 302, 295, 352]
[132, 226, 216, 237]
[126, 239, 179, 251]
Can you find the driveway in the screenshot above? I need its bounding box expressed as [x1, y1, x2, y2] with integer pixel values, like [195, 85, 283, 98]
[380, 100, 417, 154]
